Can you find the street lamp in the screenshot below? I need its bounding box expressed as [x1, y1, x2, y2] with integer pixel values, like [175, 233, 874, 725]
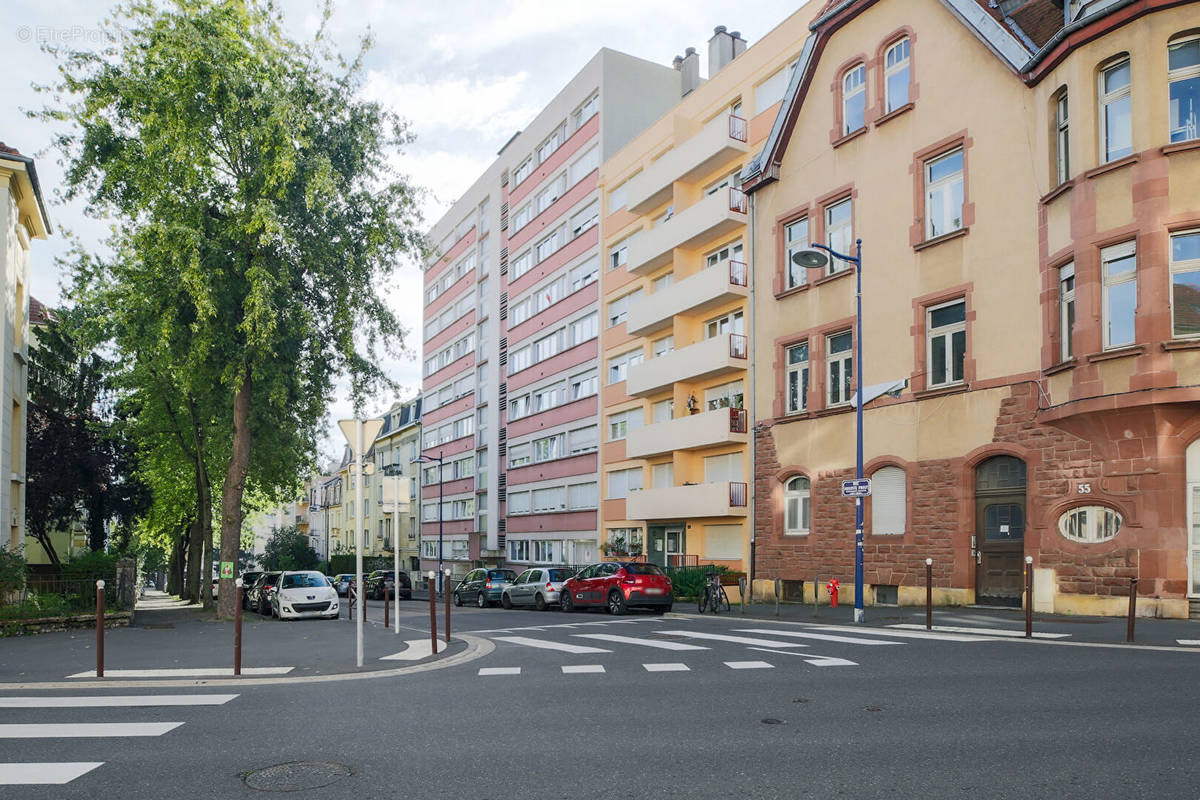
[413, 451, 444, 595]
[791, 239, 866, 623]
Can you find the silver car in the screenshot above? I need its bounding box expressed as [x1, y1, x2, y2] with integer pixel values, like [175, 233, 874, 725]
[501, 567, 576, 611]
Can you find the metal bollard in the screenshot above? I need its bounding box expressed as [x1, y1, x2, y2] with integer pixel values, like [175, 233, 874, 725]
[1024, 556, 1034, 639]
[428, 571, 438, 655]
[738, 577, 747, 615]
[775, 578, 782, 617]
[925, 558, 933, 631]
[1126, 577, 1138, 643]
[96, 580, 105, 678]
[444, 568, 451, 645]
[384, 587, 390, 629]
[813, 575, 819, 616]
[234, 578, 243, 677]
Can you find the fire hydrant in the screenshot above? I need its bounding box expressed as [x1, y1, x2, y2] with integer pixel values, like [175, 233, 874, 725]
[827, 578, 840, 608]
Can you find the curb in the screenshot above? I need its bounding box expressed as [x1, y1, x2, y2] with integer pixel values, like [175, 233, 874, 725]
[0, 634, 496, 691]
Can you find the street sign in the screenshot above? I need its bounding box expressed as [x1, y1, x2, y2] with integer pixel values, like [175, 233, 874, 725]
[841, 478, 871, 498]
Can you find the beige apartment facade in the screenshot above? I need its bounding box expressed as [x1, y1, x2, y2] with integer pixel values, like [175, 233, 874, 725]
[598, 13, 818, 571]
[372, 397, 421, 573]
[744, 0, 1200, 616]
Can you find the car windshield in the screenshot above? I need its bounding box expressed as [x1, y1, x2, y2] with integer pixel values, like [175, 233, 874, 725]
[489, 570, 517, 581]
[623, 564, 666, 576]
[281, 573, 327, 589]
[547, 569, 574, 582]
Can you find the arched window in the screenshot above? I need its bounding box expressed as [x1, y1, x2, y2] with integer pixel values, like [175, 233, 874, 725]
[884, 38, 910, 113]
[784, 476, 810, 535]
[842, 65, 866, 135]
[1058, 506, 1122, 543]
[871, 466, 906, 535]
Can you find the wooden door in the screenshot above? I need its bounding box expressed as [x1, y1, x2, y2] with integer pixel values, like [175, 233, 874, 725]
[974, 457, 1027, 607]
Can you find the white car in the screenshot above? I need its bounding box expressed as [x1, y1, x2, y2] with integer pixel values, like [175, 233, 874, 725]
[271, 571, 340, 620]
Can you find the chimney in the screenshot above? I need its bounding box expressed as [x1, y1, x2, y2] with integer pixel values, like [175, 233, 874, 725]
[680, 47, 701, 96]
[708, 26, 735, 76]
[731, 31, 747, 60]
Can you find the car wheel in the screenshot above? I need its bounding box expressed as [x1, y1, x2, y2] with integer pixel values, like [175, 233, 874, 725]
[607, 590, 627, 616]
[501, 592, 512, 610]
[561, 592, 575, 613]
[534, 593, 547, 612]
[476, 591, 487, 609]
[453, 592, 463, 607]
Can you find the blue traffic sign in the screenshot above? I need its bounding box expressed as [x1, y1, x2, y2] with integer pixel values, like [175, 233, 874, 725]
[841, 478, 871, 498]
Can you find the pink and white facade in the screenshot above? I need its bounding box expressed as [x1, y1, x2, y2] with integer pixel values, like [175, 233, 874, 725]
[421, 49, 681, 578]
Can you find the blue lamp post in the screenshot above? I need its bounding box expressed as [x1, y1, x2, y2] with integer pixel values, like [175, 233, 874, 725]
[791, 239, 865, 623]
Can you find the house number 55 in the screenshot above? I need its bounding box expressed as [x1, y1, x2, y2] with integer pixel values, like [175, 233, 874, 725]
[1077, 483, 1092, 494]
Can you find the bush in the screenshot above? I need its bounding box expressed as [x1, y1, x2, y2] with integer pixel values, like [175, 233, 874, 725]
[665, 565, 728, 600]
[0, 546, 25, 595]
[61, 550, 118, 584]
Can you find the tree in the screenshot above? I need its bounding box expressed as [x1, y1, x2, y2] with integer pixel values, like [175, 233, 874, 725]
[258, 525, 318, 572]
[44, 0, 424, 617]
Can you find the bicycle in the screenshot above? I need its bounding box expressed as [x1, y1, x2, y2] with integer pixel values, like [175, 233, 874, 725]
[698, 572, 730, 614]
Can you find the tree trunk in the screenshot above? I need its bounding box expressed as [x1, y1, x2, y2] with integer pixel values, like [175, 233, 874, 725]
[217, 370, 252, 619]
[167, 527, 185, 596]
[195, 435, 214, 610]
[185, 516, 202, 603]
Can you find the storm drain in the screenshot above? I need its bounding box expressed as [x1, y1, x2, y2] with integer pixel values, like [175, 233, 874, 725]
[243, 761, 352, 792]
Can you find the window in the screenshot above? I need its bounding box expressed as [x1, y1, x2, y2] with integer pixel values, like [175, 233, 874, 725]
[652, 272, 674, 293]
[1169, 36, 1200, 143]
[784, 476, 810, 535]
[705, 524, 743, 560]
[705, 309, 744, 338]
[608, 409, 643, 441]
[784, 218, 809, 289]
[535, 174, 567, 214]
[571, 202, 599, 238]
[756, 59, 798, 114]
[1102, 241, 1137, 349]
[573, 93, 599, 129]
[652, 335, 674, 357]
[568, 426, 598, 454]
[509, 443, 530, 468]
[535, 229, 561, 262]
[607, 467, 643, 499]
[533, 329, 563, 362]
[608, 290, 642, 327]
[570, 146, 599, 185]
[704, 452, 743, 483]
[652, 399, 674, 423]
[884, 38, 910, 113]
[508, 491, 530, 514]
[786, 342, 809, 413]
[927, 300, 966, 387]
[609, 240, 630, 271]
[570, 312, 598, 345]
[511, 250, 533, 281]
[705, 170, 742, 197]
[608, 349, 643, 384]
[705, 241, 743, 271]
[825, 198, 853, 275]
[532, 432, 565, 463]
[1099, 58, 1132, 163]
[651, 462, 674, 489]
[1059, 506, 1123, 543]
[513, 158, 532, 186]
[925, 149, 964, 239]
[508, 393, 530, 420]
[827, 331, 853, 407]
[533, 540, 558, 563]
[570, 256, 599, 291]
[704, 379, 743, 410]
[537, 123, 567, 164]
[1055, 89, 1070, 184]
[570, 370, 598, 400]
[511, 202, 533, 233]
[871, 466, 906, 535]
[609, 182, 628, 212]
[532, 487, 565, 513]
[510, 539, 530, 561]
[842, 64, 866, 135]
[1060, 263, 1076, 360]
[568, 482, 598, 510]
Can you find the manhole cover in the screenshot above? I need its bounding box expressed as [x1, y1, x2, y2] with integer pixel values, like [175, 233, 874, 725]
[243, 762, 352, 791]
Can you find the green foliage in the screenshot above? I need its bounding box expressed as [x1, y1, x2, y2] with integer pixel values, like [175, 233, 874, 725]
[60, 550, 118, 584]
[664, 565, 728, 600]
[328, 554, 394, 576]
[0, 546, 26, 595]
[258, 526, 319, 572]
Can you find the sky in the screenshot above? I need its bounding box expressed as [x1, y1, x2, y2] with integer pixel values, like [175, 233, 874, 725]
[2, 0, 808, 467]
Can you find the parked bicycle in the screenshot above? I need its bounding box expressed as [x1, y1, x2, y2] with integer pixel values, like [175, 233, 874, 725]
[698, 571, 730, 614]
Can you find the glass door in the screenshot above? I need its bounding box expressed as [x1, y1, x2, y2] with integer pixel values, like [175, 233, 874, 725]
[665, 527, 684, 565]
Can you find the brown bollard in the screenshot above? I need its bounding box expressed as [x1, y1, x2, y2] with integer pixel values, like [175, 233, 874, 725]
[428, 571, 438, 655]
[443, 568, 451, 645]
[234, 578, 243, 677]
[1024, 556, 1034, 639]
[384, 587, 390, 629]
[96, 579, 105, 678]
[1127, 577, 1138, 643]
[925, 558, 933, 631]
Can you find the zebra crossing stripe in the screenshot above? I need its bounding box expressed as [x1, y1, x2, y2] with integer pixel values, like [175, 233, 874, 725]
[0, 723, 183, 739]
[491, 636, 610, 654]
[736, 629, 901, 646]
[798, 624, 990, 642]
[643, 663, 690, 672]
[478, 667, 521, 676]
[655, 630, 808, 648]
[748, 648, 858, 667]
[572, 633, 709, 651]
[0, 762, 104, 785]
[724, 661, 774, 670]
[1177, 639, 1200, 646]
[0, 695, 237, 708]
[889, 624, 1070, 639]
[561, 665, 606, 674]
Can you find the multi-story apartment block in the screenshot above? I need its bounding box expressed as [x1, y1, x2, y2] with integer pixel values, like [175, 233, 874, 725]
[597, 18, 814, 572]
[0, 144, 50, 556]
[371, 396, 422, 572]
[422, 49, 682, 579]
[743, 0, 1200, 616]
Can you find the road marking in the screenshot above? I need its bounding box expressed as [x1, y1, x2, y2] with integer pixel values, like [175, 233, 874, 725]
[0, 723, 183, 739]
[889, 624, 1070, 639]
[737, 628, 901, 646]
[655, 630, 808, 648]
[748, 648, 858, 667]
[491, 636, 611, 654]
[66, 667, 292, 678]
[0, 763, 104, 785]
[643, 663, 690, 672]
[478, 667, 521, 676]
[561, 665, 606, 674]
[767, 622, 991, 642]
[466, 618, 667, 634]
[0, 695, 238, 708]
[380, 640, 437, 661]
[572, 633, 709, 651]
[1177, 639, 1200, 646]
[725, 661, 774, 670]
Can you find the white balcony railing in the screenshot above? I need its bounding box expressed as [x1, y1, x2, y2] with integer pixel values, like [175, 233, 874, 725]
[626, 117, 752, 215]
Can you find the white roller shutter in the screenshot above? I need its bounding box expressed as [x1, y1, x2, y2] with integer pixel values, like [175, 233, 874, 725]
[872, 466, 906, 535]
[705, 524, 744, 560]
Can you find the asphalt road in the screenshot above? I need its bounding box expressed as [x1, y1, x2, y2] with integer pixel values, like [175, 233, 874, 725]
[3, 602, 1200, 798]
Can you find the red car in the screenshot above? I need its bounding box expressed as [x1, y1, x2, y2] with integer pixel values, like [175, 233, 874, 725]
[561, 562, 673, 615]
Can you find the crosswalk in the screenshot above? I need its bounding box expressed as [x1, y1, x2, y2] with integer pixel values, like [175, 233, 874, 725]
[0, 692, 238, 786]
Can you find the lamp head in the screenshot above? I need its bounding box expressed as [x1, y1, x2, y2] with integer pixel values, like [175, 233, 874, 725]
[790, 248, 830, 270]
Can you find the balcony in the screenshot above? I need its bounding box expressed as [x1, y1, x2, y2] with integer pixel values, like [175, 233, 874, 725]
[626, 407, 748, 459]
[626, 115, 749, 215]
[626, 481, 748, 521]
[627, 261, 747, 336]
[627, 188, 748, 277]
[625, 333, 748, 397]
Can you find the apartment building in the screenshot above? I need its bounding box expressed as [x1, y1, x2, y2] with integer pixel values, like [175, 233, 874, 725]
[597, 17, 815, 571]
[0, 144, 50, 556]
[743, 0, 1200, 616]
[422, 49, 681, 580]
[371, 397, 422, 572]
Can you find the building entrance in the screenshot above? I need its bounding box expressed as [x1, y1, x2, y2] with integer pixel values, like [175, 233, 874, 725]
[974, 456, 1027, 607]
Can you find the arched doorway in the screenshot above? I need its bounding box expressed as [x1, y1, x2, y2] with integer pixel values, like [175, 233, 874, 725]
[974, 455, 1027, 607]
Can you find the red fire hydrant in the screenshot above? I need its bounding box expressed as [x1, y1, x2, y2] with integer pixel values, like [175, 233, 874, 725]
[827, 578, 840, 608]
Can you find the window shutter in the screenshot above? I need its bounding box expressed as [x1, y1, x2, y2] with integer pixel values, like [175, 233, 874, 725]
[872, 466, 906, 535]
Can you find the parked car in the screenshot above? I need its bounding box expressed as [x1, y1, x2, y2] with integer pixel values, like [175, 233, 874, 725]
[501, 567, 576, 611]
[453, 568, 518, 608]
[270, 571, 339, 620]
[239, 571, 264, 608]
[331, 574, 355, 596]
[247, 572, 282, 615]
[561, 562, 673, 615]
[365, 570, 412, 600]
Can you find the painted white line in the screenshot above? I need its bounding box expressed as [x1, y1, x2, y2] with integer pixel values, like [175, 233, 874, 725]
[0, 723, 183, 739]
[380, 640, 437, 661]
[890, 624, 1070, 639]
[491, 636, 611, 654]
[478, 667, 521, 676]
[66, 668, 292, 679]
[748, 648, 858, 667]
[643, 663, 690, 672]
[561, 665, 606, 674]
[0, 695, 238, 708]
[466, 618, 656, 634]
[655, 630, 808, 648]
[1176, 639, 1200, 646]
[724, 660, 774, 670]
[768, 622, 991, 642]
[572, 633, 709, 651]
[737, 628, 901, 646]
[0, 763, 104, 785]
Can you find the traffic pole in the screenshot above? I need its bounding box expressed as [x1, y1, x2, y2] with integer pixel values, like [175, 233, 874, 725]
[1126, 577, 1138, 643]
[925, 558, 933, 631]
[428, 571, 438, 655]
[95, 579, 105, 678]
[234, 578, 243, 677]
[1024, 555, 1034, 639]
[443, 568, 451, 645]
